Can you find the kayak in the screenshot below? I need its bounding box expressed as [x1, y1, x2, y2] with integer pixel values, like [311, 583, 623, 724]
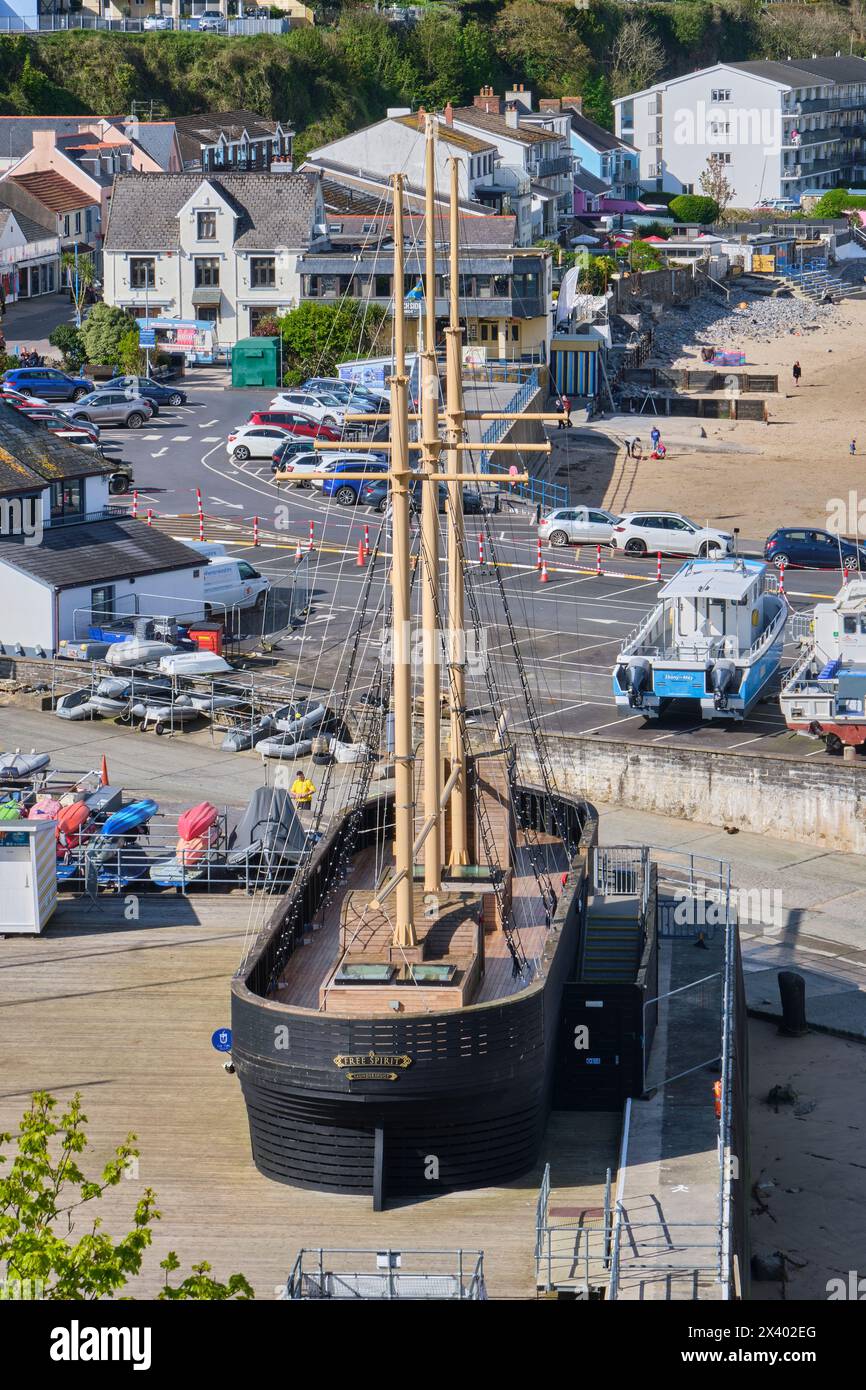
[56, 801, 91, 851]
[100, 800, 159, 837]
[177, 802, 218, 840]
[0, 798, 22, 821]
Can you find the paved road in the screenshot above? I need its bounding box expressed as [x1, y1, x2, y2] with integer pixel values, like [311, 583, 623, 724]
[95, 367, 850, 762]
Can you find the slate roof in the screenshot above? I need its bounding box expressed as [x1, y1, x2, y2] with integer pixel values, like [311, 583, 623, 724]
[0, 515, 207, 589]
[173, 110, 286, 166]
[102, 171, 321, 252]
[124, 121, 179, 171]
[0, 401, 114, 497]
[393, 115, 494, 154]
[574, 167, 610, 195]
[452, 107, 552, 146]
[567, 109, 637, 154]
[7, 169, 92, 214]
[0, 117, 92, 163]
[727, 57, 866, 87]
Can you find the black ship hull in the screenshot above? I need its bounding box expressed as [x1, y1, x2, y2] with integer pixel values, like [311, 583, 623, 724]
[231, 788, 595, 1199]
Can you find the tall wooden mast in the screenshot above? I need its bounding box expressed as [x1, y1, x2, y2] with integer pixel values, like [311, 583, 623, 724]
[445, 155, 470, 866]
[420, 113, 443, 894]
[389, 173, 417, 949]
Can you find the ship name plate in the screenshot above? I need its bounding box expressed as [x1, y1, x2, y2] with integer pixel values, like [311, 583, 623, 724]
[333, 1052, 413, 1070]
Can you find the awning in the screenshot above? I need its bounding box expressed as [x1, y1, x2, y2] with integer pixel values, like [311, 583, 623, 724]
[191, 287, 222, 306]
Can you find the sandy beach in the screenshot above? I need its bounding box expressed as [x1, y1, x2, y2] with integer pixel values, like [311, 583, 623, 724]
[557, 293, 866, 540]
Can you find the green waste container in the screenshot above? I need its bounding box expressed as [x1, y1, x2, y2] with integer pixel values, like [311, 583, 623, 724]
[231, 336, 280, 389]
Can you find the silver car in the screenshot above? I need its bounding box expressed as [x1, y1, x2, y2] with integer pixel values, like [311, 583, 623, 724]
[538, 505, 620, 547]
[60, 390, 154, 429]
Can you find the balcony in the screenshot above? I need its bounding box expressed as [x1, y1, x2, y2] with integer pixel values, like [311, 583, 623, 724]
[790, 98, 831, 114]
[782, 126, 841, 148]
[535, 155, 572, 178]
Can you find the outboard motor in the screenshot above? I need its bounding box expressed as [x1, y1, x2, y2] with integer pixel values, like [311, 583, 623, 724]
[619, 656, 652, 708]
[709, 658, 737, 710]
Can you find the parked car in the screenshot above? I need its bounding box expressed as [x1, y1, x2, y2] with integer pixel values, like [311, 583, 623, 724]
[360, 477, 483, 515]
[248, 409, 340, 440]
[308, 452, 385, 492]
[321, 458, 390, 505]
[539, 505, 619, 547]
[198, 9, 227, 30]
[143, 12, 173, 28]
[270, 437, 315, 475]
[1, 385, 50, 408]
[610, 512, 733, 558]
[269, 391, 346, 426]
[226, 423, 294, 461]
[303, 376, 390, 404]
[104, 375, 187, 407]
[2, 366, 94, 401]
[26, 410, 100, 441]
[58, 390, 154, 429]
[764, 527, 866, 570]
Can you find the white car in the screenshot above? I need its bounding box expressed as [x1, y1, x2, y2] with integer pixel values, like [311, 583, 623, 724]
[270, 391, 346, 427]
[197, 9, 227, 30]
[226, 423, 292, 460]
[143, 13, 173, 28]
[610, 512, 733, 558]
[538, 506, 619, 547]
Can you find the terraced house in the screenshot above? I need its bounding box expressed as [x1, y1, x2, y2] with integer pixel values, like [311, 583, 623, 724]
[102, 171, 326, 345]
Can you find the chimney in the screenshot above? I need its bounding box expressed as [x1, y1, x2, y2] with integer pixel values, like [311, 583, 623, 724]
[539, 99, 562, 113]
[444, 101, 454, 127]
[32, 129, 57, 158]
[417, 105, 426, 129]
[505, 103, 519, 130]
[474, 86, 504, 114]
[561, 96, 583, 114]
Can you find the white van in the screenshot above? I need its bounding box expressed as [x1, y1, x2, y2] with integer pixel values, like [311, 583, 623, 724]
[186, 542, 271, 615]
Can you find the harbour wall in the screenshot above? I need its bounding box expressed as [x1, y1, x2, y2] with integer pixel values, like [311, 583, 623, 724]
[518, 738, 866, 854]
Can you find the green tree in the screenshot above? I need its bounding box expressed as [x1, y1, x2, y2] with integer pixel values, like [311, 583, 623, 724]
[116, 326, 146, 376]
[575, 252, 617, 294]
[812, 188, 866, 218]
[669, 193, 720, 225]
[277, 300, 388, 383]
[581, 73, 613, 130]
[0, 1091, 253, 1300]
[80, 302, 137, 368]
[48, 323, 86, 371]
[628, 238, 664, 271]
[494, 0, 590, 91]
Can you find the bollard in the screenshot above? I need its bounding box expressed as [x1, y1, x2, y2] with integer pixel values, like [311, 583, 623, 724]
[195, 487, 202, 514]
[656, 551, 662, 582]
[778, 563, 785, 596]
[478, 535, 485, 565]
[364, 524, 370, 558]
[596, 544, 602, 576]
[198, 513, 204, 542]
[131, 490, 138, 520]
[778, 970, 808, 1037]
[253, 515, 259, 547]
[536, 536, 542, 569]
[308, 519, 315, 551]
[146, 508, 153, 527]
[844, 566, 850, 583]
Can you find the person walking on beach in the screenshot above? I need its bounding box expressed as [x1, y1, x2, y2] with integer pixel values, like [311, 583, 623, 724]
[792, 360, 802, 387]
[851, 439, 857, 456]
[650, 425, 661, 453]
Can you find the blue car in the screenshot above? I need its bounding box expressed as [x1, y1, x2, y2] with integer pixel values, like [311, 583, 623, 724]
[764, 527, 866, 570]
[2, 366, 94, 401]
[103, 376, 187, 407]
[321, 458, 389, 505]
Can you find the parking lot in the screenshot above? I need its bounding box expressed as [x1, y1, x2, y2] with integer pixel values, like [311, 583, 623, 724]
[96, 365, 850, 762]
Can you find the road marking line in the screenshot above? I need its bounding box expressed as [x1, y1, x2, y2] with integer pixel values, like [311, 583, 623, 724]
[199, 419, 218, 428]
[151, 448, 168, 457]
[143, 433, 161, 440]
[202, 436, 220, 442]
[171, 434, 192, 441]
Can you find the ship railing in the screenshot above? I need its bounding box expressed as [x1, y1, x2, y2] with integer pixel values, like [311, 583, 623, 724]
[780, 642, 822, 694]
[592, 845, 649, 899]
[746, 603, 789, 659]
[787, 611, 814, 644]
[283, 1248, 486, 1300]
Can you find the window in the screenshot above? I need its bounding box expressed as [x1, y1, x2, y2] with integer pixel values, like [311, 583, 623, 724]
[710, 88, 731, 103]
[709, 152, 732, 165]
[194, 257, 220, 287]
[197, 305, 219, 323]
[50, 478, 83, 519]
[74, 212, 81, 235]
[249, 306, 278, 333]
[374, 273, 390, 297]
[250, 256, 276, 288]
[130, 257, 155, 289]
[197, 210, 217, 240]
[91, 585, 115, 623]
[62, 215, 70, 238]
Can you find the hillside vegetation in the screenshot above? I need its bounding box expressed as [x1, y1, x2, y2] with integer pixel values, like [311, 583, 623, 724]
[0, 1, 864, 154]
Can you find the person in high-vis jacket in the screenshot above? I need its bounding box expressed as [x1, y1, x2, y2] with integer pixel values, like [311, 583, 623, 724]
[291, 772, 316, 809]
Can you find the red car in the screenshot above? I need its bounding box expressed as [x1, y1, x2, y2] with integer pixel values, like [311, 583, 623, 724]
[247, 408, 341, 441]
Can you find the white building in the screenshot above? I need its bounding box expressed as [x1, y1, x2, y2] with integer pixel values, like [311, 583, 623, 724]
[614, 56, 866, 208]
[102, 171, 326, 345]
[0, 403, 209, 657]
[0, 196, 59, 303]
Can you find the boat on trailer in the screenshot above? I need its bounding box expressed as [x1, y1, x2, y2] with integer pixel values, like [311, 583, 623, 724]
[780, 577, 866, 752]
[613, 557, 788, 721]
[230, 128, 593, 1205]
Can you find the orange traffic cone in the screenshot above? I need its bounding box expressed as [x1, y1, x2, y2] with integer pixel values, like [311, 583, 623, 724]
[294, 541, 302, 560]
[100, 755, 109, 787]
[539, 559, 549, 584]
[357, 538, 366, 567]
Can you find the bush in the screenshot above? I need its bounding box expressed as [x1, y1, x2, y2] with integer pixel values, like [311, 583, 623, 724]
[48, 323, 86, 371]
[812, 188, 866, 219]
[277, 300, 388, 382]
[79, 303, 137, 369]
[669, 194, 720, 225]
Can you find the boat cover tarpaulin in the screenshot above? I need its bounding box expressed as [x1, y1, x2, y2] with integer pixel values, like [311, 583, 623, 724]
[227, 786, 306, 860]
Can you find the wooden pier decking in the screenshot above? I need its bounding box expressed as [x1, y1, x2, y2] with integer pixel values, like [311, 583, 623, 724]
[0, 888, 607, 1300]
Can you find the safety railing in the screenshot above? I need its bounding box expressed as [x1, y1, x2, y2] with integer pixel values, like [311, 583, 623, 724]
[284, 1248, 486, 1300]
[477, 370, 567, 512]
[0, 14, 289, 33]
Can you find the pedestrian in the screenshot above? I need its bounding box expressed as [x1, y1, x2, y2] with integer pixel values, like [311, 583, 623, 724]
[624, 434, 641, 459]
[650, 425, 661, 453]
[557, 393, 571, 429]
[851, 439, 857, 456]
[792, 360, 802, 387]
[290, 770, 316, 810]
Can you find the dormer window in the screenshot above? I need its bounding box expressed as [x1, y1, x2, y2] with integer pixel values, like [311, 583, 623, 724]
[197, 211, 217, 240]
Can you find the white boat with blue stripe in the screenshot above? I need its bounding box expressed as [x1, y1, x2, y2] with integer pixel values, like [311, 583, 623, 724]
[613, 558, 789, 721]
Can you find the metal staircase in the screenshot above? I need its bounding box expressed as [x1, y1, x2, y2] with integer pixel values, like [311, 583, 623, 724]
[578, 896, 644, 982]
